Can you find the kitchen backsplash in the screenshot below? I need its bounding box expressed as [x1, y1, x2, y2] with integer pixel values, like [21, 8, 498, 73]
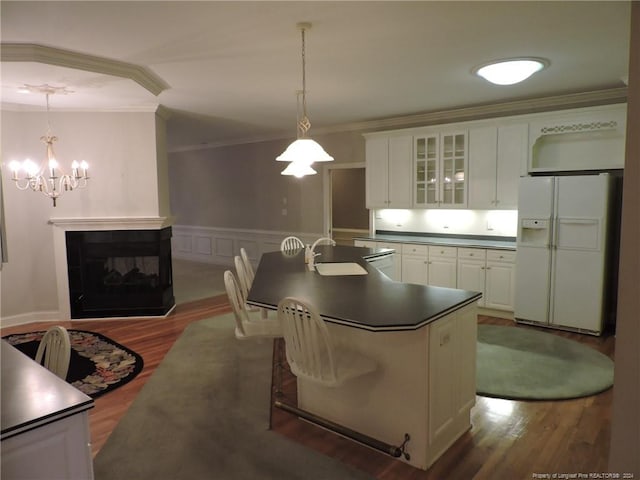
[373, 209, 518, 237]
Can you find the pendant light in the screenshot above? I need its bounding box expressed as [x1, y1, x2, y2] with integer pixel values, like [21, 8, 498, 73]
[278, 22, 333, 177]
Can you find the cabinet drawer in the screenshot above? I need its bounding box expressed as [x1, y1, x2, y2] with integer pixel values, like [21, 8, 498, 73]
[402, 243, 428, 256]
[486, 250, 516, 263]
[428, 245, 457, 258]
[457, 248, 486, 261]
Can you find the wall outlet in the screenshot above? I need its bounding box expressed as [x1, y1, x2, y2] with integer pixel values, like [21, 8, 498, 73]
[281, 208, 287, 216]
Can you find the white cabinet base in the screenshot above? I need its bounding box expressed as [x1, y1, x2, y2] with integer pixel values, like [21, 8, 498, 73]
[2, 412, 94, 480]
[297, 304, 477, 470]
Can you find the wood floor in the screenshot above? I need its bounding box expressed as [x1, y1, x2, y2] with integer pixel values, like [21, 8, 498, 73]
[1, 300, 615, 479]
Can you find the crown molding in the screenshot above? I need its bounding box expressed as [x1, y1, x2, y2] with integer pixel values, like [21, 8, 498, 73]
[1, 43, 169, 96]
[1, 102, 160, 113]
[168, 87, 627, 153]
[325, 87, 629, 134]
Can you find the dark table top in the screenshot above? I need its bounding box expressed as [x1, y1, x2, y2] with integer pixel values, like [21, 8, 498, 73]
[1, 340, 94, 440]
[247, 245, 481, 332]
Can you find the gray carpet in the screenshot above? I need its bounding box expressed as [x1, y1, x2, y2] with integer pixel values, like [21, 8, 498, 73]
[94, 313, 373, 480]
[477, 324, 614, 400]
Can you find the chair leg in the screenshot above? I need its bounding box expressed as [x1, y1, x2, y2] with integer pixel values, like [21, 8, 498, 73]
[274, 338, 284, 398]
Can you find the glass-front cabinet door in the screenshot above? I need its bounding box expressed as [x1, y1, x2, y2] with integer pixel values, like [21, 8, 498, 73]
[414, 131, 467, 208]
[440, 132, 467, 207]
[414, 134, 439, 207]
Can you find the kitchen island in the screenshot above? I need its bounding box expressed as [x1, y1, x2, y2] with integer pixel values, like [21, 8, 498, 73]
[248, 245, 481, 470]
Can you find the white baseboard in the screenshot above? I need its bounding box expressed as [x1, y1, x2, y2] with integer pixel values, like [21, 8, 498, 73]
[1, 310, 62, 329]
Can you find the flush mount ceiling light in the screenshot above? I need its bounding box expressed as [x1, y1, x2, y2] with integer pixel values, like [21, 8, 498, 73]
[473, 58, 549, 86]
[277, 22, 333, 177]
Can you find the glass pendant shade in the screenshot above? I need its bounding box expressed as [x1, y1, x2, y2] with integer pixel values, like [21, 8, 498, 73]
[474, 58, 548, 85]
[281, 160, 317, 177]
[276, 138, 334, 163]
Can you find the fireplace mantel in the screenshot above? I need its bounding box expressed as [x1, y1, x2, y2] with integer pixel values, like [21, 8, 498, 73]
[49, 216, 174, 231]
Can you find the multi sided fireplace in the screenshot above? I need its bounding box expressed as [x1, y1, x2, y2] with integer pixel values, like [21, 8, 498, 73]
[66, 227, 174, 319]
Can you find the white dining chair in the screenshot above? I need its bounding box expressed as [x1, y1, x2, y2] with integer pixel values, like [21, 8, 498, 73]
[224, 270, 282, 339]
[280, 236, 305, 252]
[240, 247, 255, 286]
[35, 325, 71, 379]
[277, 297, 377, 387]
[234, 255, 268, 319]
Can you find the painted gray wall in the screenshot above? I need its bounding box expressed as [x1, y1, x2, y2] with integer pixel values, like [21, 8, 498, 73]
[168, 131, 365, 233]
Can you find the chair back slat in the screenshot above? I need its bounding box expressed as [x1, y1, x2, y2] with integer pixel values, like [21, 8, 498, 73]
[278, 297, 337, 385]
[34, 326, 71, 379]
[240, 248, 255, 285]
[224, 270, 251, 336]
[280, 236, 305, 252]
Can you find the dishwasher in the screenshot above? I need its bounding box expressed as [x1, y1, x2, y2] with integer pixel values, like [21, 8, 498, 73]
[366, 253, 398, 281]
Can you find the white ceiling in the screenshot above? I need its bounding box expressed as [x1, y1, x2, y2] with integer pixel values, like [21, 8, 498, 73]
[0, 1, 632, 151]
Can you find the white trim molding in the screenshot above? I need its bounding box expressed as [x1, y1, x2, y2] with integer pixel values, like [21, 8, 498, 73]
[1, 43, 170, 96]
[171, 225, 324, 267]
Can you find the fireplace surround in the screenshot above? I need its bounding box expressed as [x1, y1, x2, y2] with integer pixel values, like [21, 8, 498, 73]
[65, 227, 174, 319]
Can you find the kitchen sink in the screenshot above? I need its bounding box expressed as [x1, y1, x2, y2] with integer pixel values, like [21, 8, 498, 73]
[315, 262, 368, 276]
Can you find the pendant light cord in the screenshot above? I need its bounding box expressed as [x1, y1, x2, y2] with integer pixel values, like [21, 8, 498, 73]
[297, 26, 311, 138]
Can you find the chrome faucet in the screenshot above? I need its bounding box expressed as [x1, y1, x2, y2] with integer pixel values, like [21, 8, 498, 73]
[307, 237, 336, 270]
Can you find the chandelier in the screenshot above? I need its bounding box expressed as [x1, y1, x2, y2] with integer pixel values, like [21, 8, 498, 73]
[8, 85, 89, 207]
[277, 22, 334, 178]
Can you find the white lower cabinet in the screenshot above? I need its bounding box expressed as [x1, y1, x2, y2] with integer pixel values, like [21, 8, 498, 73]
[427, 246, 457, 288]
[457, 248, 516, 311]
[484, 250, 517, 310]
[1, 412, 94, 480]
[401, 244, 429, 284]
[358, 240, 516, 312]
[457, 248, 487, 305]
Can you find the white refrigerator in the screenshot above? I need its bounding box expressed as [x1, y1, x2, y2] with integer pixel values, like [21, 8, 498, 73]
[514, 173, 612, 334]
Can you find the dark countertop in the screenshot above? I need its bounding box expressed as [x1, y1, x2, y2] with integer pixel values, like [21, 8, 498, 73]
[355, 233, 517, 250]
[247, 245, 481, 332]
[1, 341, 94, 440]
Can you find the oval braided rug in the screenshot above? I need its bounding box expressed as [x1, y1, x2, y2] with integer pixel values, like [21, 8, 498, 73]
[3, 330, 143, 399]
[476, 325, 614, 400]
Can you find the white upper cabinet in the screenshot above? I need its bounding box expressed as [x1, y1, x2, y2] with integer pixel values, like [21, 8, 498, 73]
[468, 124, 526, 210]
[414, 131, 468, 208]
[365, 135, 413, 209]
[528, 104, 627, 173]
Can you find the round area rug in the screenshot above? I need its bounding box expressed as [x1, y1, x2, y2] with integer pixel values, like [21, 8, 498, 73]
[477, 325, 614, 400]
[3, 330, 143, 399]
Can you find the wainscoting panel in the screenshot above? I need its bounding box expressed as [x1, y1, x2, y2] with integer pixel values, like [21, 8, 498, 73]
[173, 234, 193, 254]
[171, 225, 323, 268]
[195, 236, 213, 255]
